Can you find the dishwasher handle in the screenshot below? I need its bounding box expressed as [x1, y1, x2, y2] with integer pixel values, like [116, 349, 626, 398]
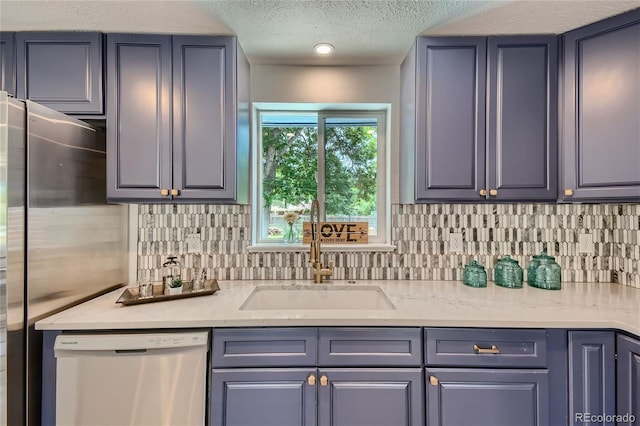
[115, 349, 147, 354]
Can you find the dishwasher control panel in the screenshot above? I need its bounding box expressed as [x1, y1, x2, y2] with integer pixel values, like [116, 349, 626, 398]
[54, 332, 209, 352]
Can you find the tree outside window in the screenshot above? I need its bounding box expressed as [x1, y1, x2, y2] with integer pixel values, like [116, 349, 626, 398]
[258, 111, 384, 243]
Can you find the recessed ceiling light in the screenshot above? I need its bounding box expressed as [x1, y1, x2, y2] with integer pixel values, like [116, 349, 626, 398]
[314, 43, 334, 55]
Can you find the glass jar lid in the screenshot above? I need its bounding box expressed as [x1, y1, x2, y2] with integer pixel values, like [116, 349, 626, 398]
[464, 260, 485, 272]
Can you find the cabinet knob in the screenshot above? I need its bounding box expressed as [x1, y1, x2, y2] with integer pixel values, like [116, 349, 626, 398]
[307, 375, 316, 386]
[429, 376, 439, 386]
[479, 189, 487, 196]
[473, 344, 500, 354]
[489, 189, 498, 196]
[564, 189, 574, 196]
[160, 188, 169, 196]
[171, 188, 180, 196]
[320, 375, 328, 386]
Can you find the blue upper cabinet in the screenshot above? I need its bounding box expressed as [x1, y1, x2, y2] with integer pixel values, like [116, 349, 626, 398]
[407, 37, 487, 202]
[487, 36, 558, 201]
[106, 34, 173, 202]
[401, 35, 558, 202]
[106, 34, 249, 203]
[561, 9, 640, 201]
[0, 33, 15, 96]
[171, 36, 239, 201]
[15, 32, 103, 115]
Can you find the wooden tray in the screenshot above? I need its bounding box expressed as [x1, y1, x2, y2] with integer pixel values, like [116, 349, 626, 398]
[116, 279, 220, 306]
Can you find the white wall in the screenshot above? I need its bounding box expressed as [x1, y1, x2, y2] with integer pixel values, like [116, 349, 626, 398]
[250, 65, 402, 203]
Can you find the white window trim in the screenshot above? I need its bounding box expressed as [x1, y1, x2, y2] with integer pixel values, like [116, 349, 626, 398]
[249, 103, 392, 252]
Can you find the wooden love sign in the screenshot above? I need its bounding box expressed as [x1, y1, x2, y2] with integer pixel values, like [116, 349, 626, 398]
[302, 222, 369, 244]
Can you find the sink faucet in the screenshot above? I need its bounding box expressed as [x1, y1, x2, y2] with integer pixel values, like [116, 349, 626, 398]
[309, 199, 333, 283]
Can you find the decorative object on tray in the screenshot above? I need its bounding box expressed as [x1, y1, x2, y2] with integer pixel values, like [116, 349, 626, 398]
[116, 279, 220, 306]
[191, 268, 206, 292]
[162, 255, 181, 294]
[168, 278, 183, 295]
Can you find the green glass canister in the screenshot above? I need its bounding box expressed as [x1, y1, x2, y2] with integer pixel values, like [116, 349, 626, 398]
[532, 254, 562, 290]
[494, 256, 523, 288]
[463, 260, 487, 288]
[527, 251, 546, 285]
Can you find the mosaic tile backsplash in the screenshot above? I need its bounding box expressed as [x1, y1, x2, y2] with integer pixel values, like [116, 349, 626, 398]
[137, 203, 640, 288]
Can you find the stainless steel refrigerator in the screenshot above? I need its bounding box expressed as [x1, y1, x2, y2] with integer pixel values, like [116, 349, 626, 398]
[0, 91, 129, 425]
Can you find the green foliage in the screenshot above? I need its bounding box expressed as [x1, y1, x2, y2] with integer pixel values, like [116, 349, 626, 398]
[262, 127, 318, 208]
[262, 124, 377, 216]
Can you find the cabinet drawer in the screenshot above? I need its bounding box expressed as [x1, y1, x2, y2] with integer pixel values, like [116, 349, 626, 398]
[425, 328, 547, 367]
[212, 328, 317, 367]
[319, 328, 422, 366]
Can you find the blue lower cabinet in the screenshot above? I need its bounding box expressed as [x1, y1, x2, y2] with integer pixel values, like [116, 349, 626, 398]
[568, 331, 616, 425]
[210, 368, 317, 426]
[617, 334, 640, 426]
[425, 368, 549, 426]
[317, 369, 423, 426]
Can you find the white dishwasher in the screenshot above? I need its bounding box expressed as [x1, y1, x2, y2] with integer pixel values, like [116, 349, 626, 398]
[54, 331, 208, 426]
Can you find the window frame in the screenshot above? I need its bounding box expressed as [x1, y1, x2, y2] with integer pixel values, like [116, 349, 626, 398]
[250, 103, 391, 250]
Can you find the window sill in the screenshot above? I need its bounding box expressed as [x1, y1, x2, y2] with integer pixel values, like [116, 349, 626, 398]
[247, 243, 396, 253]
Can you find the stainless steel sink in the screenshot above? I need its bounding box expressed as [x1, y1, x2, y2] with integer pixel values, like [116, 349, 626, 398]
[239, 284, 396, 310]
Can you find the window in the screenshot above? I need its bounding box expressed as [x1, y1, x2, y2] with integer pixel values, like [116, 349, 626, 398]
[252, 106, 389, 247]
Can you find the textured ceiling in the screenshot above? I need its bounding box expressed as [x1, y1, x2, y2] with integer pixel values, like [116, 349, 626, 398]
[1, 0, 638, 65]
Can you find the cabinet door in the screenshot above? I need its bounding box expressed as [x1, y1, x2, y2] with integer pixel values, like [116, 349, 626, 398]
[415, 37, 487, 201]
[172, 36, 237, 201]
[211, 368, 316, 426]
[568, 331, 616, 425]
[106, 34, 172, 201]
[318, 368, 423, 426]
[0, 32, 15, 96]
[426, 368, 549, 426]
[16, 32, 103, 114]
[617, 334, 640, 426]
[487, 36, 558, 201]
[562, 10, 640, 201]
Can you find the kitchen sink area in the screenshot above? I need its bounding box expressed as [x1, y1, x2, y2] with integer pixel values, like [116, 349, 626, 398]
[239, 283, 396, 310]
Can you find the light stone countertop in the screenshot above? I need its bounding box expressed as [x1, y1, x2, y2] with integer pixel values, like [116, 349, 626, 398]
[35, 280, 640, 336]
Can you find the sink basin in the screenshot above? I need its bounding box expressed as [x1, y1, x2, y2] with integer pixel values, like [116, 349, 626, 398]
[239, 284, 396, 311]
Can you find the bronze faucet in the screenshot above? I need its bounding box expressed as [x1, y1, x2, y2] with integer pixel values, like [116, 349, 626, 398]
[309, 199, 333, 283]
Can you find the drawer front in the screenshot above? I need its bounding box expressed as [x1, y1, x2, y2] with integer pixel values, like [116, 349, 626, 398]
[425, 328, 547, 367]
[319, 328, 422, 366]
[212, 328, 317, 367]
